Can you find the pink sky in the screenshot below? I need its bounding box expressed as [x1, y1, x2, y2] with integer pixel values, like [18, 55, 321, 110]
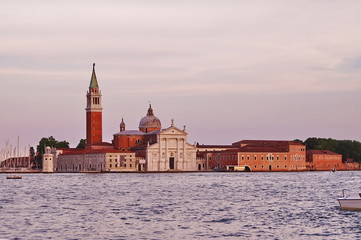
[1, 0, 361, 152]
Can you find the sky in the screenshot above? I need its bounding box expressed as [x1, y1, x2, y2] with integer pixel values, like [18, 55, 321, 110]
[1, 0, 361, 154]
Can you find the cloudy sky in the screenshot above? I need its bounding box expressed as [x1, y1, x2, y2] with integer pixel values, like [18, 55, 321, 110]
[1, 0, 361, 152]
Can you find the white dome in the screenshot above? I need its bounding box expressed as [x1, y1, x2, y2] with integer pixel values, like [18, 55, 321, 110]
[139, 115, 161, 129]
[139, 105, 161, 130]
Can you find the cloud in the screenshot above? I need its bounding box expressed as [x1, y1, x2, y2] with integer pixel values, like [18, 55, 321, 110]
[336, 56, 361, 72]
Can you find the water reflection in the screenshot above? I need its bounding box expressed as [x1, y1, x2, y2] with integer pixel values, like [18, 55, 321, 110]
[1, 171, 361, 239]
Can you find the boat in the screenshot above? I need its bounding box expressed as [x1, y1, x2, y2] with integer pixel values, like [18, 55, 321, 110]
[338, 190, 361, 210]
[6, 175, 22, 179]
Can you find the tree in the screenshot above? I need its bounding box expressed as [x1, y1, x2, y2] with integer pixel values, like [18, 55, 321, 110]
[29, 147, 36, 167]
[304, 137, 361, 162]
[34, 136, 70, 169]
[76, 139, 86, 149]
[293, 139, 304, 145]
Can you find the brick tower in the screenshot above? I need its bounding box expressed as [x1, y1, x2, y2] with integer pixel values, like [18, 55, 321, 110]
[86, 63, 103, 146]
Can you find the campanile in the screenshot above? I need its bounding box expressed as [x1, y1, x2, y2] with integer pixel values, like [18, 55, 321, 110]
[86, 63, 103, 146]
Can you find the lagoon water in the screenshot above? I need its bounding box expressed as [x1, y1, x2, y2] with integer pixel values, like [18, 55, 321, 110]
[1, 171, 361, 240]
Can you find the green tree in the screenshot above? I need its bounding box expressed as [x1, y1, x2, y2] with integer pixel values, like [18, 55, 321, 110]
[29, 147, 35, 157]
[293, 139, 304, 145]
[29, 146, 36, 166]
[304, 137, 361, 162]
[76, 139, 86, 149]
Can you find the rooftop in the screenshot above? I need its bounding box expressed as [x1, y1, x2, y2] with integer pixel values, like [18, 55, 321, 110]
[307, 150, 340, 155]
[60, 148, 133, 155]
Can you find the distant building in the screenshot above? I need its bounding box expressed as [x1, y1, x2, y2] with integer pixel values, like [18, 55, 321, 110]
[197, 140, 307, 171]
[55, 148, 137, 172]
[306, 150, 342, 171]
[0, 156, 33, 169]
[196, 144, 237, 170]
[343, 158, 361, 170]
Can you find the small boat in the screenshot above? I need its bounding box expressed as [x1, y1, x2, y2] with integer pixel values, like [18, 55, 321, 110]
[338, 190, 361, 210]
[6, 175, 22, 179]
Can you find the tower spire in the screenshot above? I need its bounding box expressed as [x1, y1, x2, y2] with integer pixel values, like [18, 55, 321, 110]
[89, 63, 99, 88]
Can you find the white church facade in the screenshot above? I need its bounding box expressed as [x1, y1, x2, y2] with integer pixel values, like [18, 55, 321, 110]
[146, 125, 197, 171]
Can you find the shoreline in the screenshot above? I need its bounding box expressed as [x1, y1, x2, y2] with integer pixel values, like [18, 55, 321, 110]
[1, 169, 360, 174]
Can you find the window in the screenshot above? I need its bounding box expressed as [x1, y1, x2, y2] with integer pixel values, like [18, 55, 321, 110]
[261, 156, 264, 160]
[247, 156, 250, 160]
[254, 156, 257, 161]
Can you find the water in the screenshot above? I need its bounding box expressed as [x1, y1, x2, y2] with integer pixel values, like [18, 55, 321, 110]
[1, 171, 361, 240]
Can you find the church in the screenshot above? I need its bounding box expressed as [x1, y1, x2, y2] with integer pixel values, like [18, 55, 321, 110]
[44, 64, 198, 172]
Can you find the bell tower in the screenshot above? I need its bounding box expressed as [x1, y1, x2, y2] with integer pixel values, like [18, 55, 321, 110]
[86, 63, 103, 146]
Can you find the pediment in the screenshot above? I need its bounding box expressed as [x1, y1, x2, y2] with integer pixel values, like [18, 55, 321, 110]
[160, 126, 186, 136]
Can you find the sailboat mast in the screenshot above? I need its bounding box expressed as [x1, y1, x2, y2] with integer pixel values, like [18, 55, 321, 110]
[17, 136, 19, 169]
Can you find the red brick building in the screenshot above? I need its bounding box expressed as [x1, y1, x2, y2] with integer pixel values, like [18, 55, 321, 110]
[236, 140, 306, 171]
[306, 150, 342, 171]
[197, 140, 307, 171]
[343, 158, 361, 170]
[112, 106, 161, 151]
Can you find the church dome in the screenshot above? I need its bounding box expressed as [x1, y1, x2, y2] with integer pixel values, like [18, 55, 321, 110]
[139, 105, 161, 133]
